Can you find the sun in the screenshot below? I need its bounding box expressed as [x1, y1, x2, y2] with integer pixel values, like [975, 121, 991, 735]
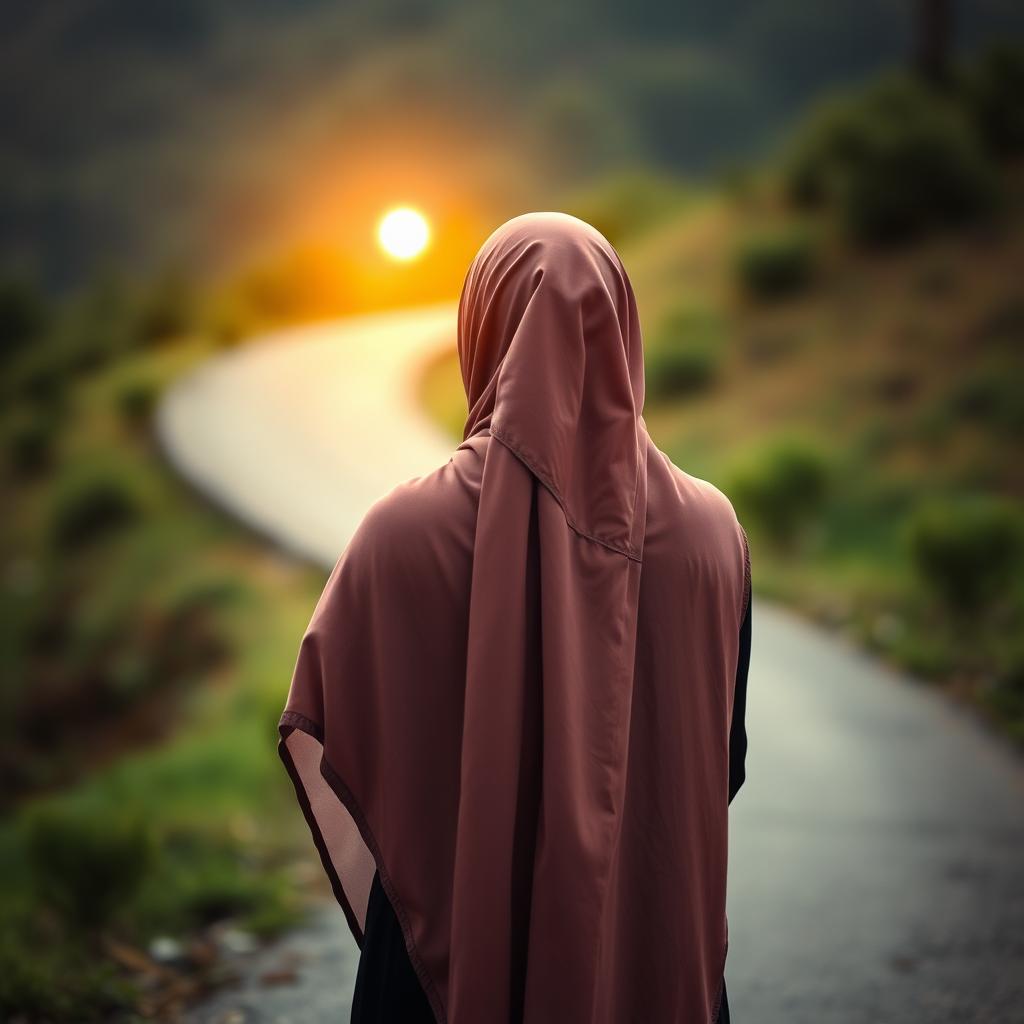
[377, 206, 430, 261]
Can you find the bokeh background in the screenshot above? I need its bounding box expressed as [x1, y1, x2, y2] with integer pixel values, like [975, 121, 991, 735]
[2, 1, 1023, 1020]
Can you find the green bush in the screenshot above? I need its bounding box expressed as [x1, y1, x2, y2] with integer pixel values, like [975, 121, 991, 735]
[104, 577, 239, 705]
[726, 437, 831, 548]
[0, 935, 133, 1021]
[646, 345, 717, 400]
[149, 574, 241, 685]
[131, 823, 296, 936]
[7, 409, 56, 475]
[26, 807, 154, 929]
[115, 372, 161, 425]
[961, 44, 1024, 157]
[564, 168, 691, 247]
[951, 363, 1024, 436]
[134, 272, 194, 345]
[0, 278, 47, 361]
[175, 854, 274, 926]
[785, 75, 997, 244]
[9, 345, 69, 408]
[645, 302, 723, 399]
[49, 463, 143, 551]
[60, 276, 137, 368]
[734, 224, 817, 299]
[908, 497, 1023, 615]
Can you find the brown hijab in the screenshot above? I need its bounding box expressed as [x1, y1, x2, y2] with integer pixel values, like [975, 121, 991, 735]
[279, 212, 750, 1022]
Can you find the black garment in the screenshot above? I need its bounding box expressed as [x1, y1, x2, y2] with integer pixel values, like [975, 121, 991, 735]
[351, 594, 753, 1023]
[729, 590, 752, 806]
[351, 870, 435, 1022]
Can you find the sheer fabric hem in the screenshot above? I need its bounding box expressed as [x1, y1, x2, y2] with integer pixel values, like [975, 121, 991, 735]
[277, 710, 446, 1024]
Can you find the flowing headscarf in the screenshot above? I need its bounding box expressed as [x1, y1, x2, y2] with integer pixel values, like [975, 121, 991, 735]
[279, 212, 750, 1022]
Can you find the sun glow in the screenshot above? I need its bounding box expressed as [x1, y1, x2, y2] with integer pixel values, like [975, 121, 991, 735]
[377, 206, 431, 261]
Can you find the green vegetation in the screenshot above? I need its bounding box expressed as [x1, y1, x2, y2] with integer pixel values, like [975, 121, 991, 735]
[734, 224, 818, 298]
[114, 369, 162, 425]
[6, 409, 55, 476]
[783, 55, 1023, 244]
[644, 301, 724, 400]
[562, 168, 693, 248]
[27, 809, 155, 930]
[48, 459, 145, 551]
[726, 437, 831, 550]
[908, 497, 1023, 616]
[0, 279, 47, 360]
[1, 283, 327, 1017]
[423, 48, 1024, 740]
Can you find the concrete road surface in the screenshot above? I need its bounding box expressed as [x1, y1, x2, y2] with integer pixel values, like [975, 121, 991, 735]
[159, 304, 1024, 1024]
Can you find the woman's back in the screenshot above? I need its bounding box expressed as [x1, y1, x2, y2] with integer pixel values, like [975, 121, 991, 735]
[279, 213, 749, 1023]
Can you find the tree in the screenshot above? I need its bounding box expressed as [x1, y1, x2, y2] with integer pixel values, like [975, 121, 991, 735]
[915, 0, 953, 88]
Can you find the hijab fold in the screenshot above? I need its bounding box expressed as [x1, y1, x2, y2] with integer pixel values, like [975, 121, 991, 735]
[279, 212, 749, 1023]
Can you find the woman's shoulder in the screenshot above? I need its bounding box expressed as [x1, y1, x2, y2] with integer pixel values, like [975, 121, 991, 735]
[650, 444, 742, 529]
[342, 450, 480, 576]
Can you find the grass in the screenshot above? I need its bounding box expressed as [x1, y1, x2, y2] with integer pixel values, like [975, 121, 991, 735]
[1, 327, 329, 1018]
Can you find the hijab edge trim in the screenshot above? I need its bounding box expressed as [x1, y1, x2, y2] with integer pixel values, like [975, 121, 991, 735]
[489, 424, 642, 563]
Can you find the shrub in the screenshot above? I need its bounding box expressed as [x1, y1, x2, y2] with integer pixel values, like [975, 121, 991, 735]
[564, 168, 691, 247]
[645, 302, 723, 399]
[741, 328, 803, 367]
[0, 278, 47, 360]
[61, 276, 137, 368]
[134, 273, 194, 345]
[26, 807, 154, 929]
[0, 935, 134, 1021]
[726, 437, 831, 548]
[908, 497, 1023, 615]
[7, 409, 56, 475]
[115, 372, 161, 425]
[175, 855, 272, 926]
[9, 345, 68, 407]
[951, 364, 1024, 436]
[646, 345, 717, 400]
[49, 464, 143, 551]
[734, 224, 816, 299]
[784, 75, 998, 244]
[150, 574, 241, 682]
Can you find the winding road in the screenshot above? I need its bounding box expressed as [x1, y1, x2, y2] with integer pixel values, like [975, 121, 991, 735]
[159, 304, 1024, 1024]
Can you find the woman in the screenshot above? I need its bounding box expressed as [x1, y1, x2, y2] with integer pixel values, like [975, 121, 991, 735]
[279, 212, 751, 1023]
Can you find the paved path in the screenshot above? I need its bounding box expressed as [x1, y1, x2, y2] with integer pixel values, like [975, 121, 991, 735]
[159, 304, 1024, 1024]
[157, 303, 459, 569]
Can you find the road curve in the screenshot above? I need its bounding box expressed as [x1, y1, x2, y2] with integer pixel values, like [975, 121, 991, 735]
[157, 303, 459, 569]
[160, 304, 1024, 1024]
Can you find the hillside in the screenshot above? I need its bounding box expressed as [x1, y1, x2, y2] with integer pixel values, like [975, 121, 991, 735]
[421, 64, 1024, 737]
[3, 0, 1024, 287]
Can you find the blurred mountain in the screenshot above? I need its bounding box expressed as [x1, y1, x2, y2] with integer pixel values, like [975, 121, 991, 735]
[2, 0, 1022, 288]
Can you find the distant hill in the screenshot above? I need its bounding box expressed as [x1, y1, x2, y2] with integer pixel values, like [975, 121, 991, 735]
[2, 0, 1022, 287]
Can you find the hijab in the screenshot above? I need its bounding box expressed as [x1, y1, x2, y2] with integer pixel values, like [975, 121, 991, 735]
[279, 212, 750, 1022]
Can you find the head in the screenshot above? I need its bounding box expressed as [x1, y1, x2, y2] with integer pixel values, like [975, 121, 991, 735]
[457, 212, 647, 557]
[458, 212, 644, 437]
